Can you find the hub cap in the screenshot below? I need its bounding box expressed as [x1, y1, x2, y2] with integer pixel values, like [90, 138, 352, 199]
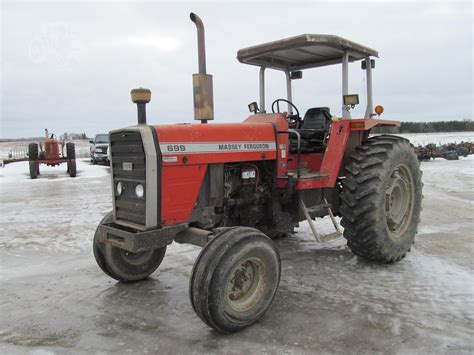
[119, 249, 154, 265]
[385, 164, 415, 238]
[227, 258, 266, 313]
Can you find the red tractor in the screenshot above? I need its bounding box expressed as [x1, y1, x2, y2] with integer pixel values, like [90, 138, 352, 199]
[93, 14, 422, 333]
[28, 129, 76, 179]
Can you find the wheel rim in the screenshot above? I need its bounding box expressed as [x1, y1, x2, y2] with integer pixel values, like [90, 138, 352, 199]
[385, 164, 415, 238]
[119, 248, 154, 265]
[226, 257, 267, 313]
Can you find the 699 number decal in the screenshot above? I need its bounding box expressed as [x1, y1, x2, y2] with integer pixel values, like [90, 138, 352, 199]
[166, 145, 186, 152]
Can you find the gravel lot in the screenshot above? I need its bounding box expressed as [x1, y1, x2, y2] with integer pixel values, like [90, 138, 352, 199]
[0, 152, 473, 353]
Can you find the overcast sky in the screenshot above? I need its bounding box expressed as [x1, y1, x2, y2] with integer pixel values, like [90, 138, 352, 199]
[1, 1, 472, 138]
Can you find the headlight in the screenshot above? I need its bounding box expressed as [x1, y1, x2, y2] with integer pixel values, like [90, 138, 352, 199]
[117, 181, 123, 195]
[135, 184, 144, 198]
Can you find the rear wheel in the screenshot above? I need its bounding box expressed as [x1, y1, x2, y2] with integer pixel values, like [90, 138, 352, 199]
[68, 159, 77, 177]
[190, 227, 281, 333]
[28, 143, 39, 179]
[29, 160, 37, 179]
[66, 142, 75, 159]
[28, 143, 38, 161]
[93, 212, 167, 281]
[340, 135, 422, 263]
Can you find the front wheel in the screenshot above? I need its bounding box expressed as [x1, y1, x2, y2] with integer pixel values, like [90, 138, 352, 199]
[190, 227, 281, 333]
[93, 212, 167, 281]
[340, 135, 423, 263]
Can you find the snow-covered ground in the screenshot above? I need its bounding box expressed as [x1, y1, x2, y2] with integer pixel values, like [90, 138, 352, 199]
[0, 139, 473, 353]
[0, 159, 110, 253]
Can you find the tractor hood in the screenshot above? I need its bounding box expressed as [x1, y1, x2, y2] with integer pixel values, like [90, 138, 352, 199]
[152, 118, 286, 166]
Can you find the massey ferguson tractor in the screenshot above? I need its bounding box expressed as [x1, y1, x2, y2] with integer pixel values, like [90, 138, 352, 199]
[93, 13, 422, 333]
[28, 129, 76, 179]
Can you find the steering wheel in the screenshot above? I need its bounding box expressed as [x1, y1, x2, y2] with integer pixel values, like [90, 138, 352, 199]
[271, 99, 301, 127]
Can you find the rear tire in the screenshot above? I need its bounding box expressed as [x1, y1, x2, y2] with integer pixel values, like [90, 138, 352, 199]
[66, 142, 75, 159]
[340, 135, 422, 263]
[190, 227, 281, 333]
[68, 159, 77, 177]
[29, 160, 37, 179]
[28, 143, 38, 161]
[93, 212, 167, 282]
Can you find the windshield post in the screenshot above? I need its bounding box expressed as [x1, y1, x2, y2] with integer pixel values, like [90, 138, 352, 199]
[342, 50, 351, 119]
[364, 57, 373, 118]
[285, 70, 293, 114]
[259, 66, 266, 113]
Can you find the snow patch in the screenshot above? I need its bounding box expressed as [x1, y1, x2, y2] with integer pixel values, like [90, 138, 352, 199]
[0, 159, 109, 183]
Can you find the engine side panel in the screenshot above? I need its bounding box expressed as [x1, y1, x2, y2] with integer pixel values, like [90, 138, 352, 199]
[153, 122, 280, 226]
[161, 164, 207, 226]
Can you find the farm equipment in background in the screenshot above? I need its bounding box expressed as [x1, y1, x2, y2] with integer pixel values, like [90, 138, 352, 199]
[415, 143, 438, 161]
[93, 13, 423, 333]
[415, 141, 472, 161]
[28, 129, 76, 179]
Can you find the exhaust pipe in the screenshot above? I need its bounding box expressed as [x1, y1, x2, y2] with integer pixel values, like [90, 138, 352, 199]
[190, 13, 207, 75]
[190, 12, 214, 123]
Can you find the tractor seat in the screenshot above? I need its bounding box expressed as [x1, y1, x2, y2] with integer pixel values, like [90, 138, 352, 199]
[289, 107, 332, 154]
[298, 107, 332, 140]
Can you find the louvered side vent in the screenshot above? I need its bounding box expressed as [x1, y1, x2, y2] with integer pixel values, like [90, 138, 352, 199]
[110, 131, 146, 226]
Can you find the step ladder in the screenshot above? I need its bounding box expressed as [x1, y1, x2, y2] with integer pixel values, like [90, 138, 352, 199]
[300, 198, 342, 242]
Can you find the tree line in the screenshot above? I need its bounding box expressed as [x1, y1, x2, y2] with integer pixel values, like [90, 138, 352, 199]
[372, 120, 474, 134]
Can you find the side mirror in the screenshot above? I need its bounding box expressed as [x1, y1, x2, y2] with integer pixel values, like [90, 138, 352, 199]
[89, 140, 94, 144]
[248, 102, 259, 114]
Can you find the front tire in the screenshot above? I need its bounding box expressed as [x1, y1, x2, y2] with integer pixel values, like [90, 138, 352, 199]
[190, 227, 281, 333]
[93, 212, 167, 281]
[340, 135, 422, 263]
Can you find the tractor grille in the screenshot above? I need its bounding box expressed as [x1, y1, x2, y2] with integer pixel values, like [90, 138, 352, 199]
[110, 131, 146, 226]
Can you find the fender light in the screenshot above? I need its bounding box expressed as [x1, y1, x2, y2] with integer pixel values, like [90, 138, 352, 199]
[350, 121, 366, 129]
[375, 105, 384, 116]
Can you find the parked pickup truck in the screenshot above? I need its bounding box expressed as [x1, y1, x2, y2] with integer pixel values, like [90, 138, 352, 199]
[89, 134, 109, 165]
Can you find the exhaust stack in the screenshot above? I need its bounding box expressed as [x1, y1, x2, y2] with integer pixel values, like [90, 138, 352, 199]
[190, 12, 214, 123]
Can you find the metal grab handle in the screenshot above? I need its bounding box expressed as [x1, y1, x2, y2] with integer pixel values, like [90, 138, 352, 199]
[278, 129, 301, 178]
